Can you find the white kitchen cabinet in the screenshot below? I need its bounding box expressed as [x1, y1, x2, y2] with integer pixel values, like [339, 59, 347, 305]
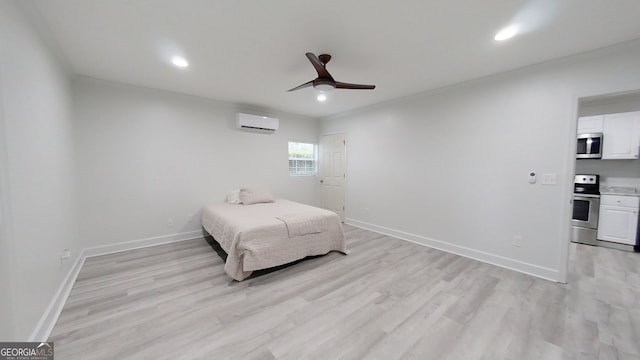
[601, 111, 640, 159]
[577, 115, 603, 134]
[597, 195, 639, 245]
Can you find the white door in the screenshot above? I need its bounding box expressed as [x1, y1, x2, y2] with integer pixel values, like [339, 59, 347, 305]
[319, 133, 345, 220]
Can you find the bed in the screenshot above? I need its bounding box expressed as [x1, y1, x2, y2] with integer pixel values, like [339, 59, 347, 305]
[201, 197, 348, 281]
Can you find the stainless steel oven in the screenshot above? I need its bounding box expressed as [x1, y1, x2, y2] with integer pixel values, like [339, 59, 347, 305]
[571, 175, 600, 246]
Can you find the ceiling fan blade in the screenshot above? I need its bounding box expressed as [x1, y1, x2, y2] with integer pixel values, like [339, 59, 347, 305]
[286, 80, 314, 92]
[335, 81, 376, 90]
[306, 52, 332, 79]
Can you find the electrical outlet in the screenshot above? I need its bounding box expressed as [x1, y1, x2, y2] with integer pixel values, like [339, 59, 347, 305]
[167, 218, 174, 228]
[59, 249, 71, 268]
[512, 235, 522, 247]
[364, 207, 369, 215]
[59, 249, 71, 261]
[187, 214, 193, 223]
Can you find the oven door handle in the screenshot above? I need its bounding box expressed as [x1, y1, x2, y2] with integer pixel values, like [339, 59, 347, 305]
[573, 194, 600, 199]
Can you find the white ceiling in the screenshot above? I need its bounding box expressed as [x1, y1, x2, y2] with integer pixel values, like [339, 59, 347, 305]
[30, 0, 640, 118]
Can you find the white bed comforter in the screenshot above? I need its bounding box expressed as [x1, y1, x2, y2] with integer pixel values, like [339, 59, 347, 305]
[201, 199, 347, 281]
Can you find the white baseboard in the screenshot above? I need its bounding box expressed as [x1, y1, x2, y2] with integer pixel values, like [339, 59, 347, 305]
[29, 230, 204, 342]
[81, 230, 203, 258]
[346, 218, 560, 282]
[29, 253, 85, 342]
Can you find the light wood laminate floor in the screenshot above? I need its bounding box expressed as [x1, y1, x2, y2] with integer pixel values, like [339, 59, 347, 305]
[50, 225, 640, 359]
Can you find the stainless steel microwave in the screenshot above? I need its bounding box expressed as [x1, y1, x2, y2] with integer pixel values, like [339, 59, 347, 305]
[576, 133, 603, 159]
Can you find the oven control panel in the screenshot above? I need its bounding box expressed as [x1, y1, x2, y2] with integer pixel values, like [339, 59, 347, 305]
[574, 175, 598, 184]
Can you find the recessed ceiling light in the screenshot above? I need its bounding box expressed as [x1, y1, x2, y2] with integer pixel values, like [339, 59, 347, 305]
[171, 56, 189, 68]
[317, 93, 327, 102]
[494, 25, 518, 41]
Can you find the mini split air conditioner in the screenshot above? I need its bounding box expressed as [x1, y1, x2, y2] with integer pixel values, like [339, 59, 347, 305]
[236, 113, 279, 133]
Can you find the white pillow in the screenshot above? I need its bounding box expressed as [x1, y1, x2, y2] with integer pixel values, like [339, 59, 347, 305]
[226, 189, 242, 204]
[239, 186, 275, 205]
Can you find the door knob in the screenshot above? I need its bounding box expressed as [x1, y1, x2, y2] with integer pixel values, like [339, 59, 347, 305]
[320, 180, 324, 183]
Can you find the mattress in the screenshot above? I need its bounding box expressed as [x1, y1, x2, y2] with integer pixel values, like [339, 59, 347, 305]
[201, 199, 348, 281]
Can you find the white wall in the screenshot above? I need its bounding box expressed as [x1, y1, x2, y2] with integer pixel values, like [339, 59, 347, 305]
[73, 78, 320, 248]
[575, 159, 640, 181]
[0, 48, 15, 340]
[321, 40, 640, 282]
[579, 92, 640, 116]
[0, 0, 79, 340]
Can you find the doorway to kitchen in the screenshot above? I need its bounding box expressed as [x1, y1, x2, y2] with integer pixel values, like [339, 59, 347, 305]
[572, 91, 640, 253]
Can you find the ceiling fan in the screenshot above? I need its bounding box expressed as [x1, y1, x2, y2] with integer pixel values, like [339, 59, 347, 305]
[287, 52, 376, 92]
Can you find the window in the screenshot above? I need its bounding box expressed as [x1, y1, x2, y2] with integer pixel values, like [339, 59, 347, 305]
[288, 141, 317, 176]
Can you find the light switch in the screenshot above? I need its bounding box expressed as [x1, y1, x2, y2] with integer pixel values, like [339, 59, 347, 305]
[541, 173, 557, 185]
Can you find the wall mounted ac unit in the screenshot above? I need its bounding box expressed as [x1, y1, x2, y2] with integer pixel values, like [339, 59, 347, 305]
[236, 113, 279, 133]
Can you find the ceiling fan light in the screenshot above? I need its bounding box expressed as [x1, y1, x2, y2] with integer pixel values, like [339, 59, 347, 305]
[314, 83, 335, 92]
[317, 93, 327, 102]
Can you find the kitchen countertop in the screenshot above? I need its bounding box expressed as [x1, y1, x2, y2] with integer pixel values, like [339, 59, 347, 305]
[600, 186, 640, 197]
